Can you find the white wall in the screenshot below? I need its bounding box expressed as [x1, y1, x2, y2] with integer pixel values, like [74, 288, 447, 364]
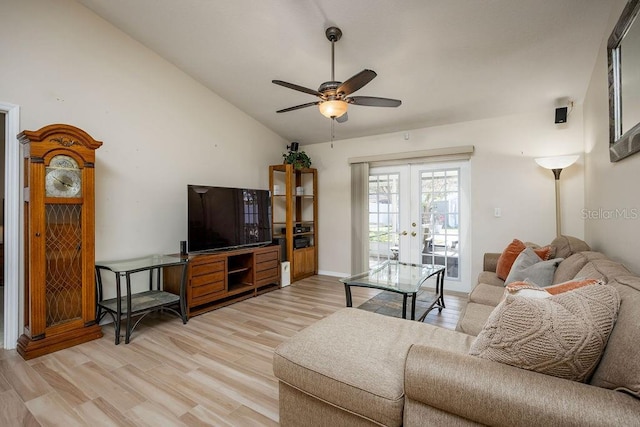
[0, 0, 615, 306]
[0, 0, 285, 261]
[583, 0, 640, 274]
[306, 108, 585, 292]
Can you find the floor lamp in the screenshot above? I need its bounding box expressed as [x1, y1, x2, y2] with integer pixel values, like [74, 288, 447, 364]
[534, 155, 579, 236]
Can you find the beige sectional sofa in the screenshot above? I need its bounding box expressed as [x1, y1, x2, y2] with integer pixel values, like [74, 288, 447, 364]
[273, 236, 640, 426]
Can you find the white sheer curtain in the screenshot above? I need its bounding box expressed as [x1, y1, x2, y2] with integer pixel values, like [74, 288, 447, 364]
[350, 162, 369, 274]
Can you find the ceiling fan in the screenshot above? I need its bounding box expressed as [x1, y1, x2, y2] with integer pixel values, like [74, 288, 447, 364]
[272, 27, 401, 123]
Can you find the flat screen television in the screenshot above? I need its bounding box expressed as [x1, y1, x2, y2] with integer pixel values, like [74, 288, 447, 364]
[187, 185, 272, 253]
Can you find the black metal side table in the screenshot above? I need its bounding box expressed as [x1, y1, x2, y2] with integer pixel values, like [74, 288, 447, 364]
[95, 255, 188, 344]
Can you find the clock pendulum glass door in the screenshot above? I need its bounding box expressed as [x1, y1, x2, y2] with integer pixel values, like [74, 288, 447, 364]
[44, 154, 84, 326]
[45, 204, 82, 327]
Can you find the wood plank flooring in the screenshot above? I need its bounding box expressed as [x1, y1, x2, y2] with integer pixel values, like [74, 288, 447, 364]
[0, 275, 466, 426]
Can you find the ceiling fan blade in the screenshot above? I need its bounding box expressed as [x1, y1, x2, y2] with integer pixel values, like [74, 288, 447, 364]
[349, 96, 402, 107]
[276, 101, 320, 113]
[272, 80, 323, 97]
[336, 112, 348, 123]
[336, 70, 377, 96]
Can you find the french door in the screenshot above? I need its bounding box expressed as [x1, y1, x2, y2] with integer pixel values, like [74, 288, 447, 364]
[368, 162, 470, 291]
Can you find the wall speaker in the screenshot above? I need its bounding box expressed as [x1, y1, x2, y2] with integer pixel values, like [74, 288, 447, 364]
[274, 237, 287, 261]
[555, 107, 568, 124]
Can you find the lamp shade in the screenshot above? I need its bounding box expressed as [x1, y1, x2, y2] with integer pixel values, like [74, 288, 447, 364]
[192, 186, 209, 195]
[318, 100, 348, 118]
[534, 155, 579, 170]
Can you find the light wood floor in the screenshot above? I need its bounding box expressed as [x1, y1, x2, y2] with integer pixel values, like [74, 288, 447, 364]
[0, 275, 466, 426]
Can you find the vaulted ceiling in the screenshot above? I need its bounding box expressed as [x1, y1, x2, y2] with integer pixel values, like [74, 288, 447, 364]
[77, 0, 616, 144]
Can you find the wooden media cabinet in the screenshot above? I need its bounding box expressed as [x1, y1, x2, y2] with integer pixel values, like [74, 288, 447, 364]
[165, 245, 280, 318]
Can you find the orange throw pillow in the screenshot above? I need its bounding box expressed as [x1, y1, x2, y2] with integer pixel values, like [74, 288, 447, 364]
[496, 239, 526, 280]
[545, 278, 603, 295]
[534, 246, 553, 261]
[496, 239, 553, 280]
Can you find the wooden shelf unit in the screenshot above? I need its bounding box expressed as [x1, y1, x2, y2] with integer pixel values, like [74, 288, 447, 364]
[269, 164, 318, 282]
[165, 245, 280, 318]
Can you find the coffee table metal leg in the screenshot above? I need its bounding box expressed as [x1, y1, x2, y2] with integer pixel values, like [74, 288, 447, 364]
[411, 292, 417, 320]
[438, 270, 446, 311]
[402, 294, 407, 319]
[344, 283, 353, 307]
[114, 273, 122, 345]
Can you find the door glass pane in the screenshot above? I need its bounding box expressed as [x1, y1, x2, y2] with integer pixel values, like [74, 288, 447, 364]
[368, 173, 400, 268]
[420, 168, 460, 279]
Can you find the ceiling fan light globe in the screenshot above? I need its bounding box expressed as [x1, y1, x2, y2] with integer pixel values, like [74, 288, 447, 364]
[319, 100, 348, 119]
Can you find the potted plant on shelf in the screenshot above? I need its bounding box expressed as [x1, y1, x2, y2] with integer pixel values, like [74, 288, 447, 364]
[283, 149, 312, 170]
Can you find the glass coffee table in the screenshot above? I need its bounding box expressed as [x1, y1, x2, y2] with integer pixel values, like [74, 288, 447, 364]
[340, 261, 446, 321]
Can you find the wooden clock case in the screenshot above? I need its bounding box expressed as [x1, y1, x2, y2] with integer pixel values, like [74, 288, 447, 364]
[17, 124, 103, 359]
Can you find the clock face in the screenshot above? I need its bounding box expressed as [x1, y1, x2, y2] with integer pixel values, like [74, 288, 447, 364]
[45, 155, 82, 198]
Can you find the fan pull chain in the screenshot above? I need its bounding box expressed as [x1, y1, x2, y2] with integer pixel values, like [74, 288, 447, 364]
[331, 118, 335, 148]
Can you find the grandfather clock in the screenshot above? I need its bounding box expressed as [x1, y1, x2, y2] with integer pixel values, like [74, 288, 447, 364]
[17, 124, 103, 359]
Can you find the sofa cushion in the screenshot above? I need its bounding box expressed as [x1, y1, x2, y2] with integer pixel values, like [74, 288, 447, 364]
[273, 308, 474, 426]
[496, 239, 552, 280]
[483, 252, 501, 273]
[575, 259, 633, 284]
[550, 235, 591, 259]
[477, 271, 505, 287]
[469, 284, 620, 382]
[590, 276, 640, 397]
[469, 283, 506, 306]
[553, 251, 607, 284]
[456, 302, 496, 336]
[504, 247, 563, 286]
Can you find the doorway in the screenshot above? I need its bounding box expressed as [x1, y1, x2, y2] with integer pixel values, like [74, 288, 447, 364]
[368, 162, 470, 292]
[1, 102, 20, 350]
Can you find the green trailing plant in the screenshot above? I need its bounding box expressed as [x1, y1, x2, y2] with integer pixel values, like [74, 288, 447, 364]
[283, 150, 312, 169]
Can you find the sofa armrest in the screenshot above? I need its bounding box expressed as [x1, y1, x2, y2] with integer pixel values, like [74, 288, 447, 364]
[405, 345, 640, 427]
[483, 253, 500, 272]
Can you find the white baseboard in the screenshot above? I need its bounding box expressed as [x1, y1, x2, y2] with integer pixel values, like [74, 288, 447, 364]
[317, 270, 349, 278]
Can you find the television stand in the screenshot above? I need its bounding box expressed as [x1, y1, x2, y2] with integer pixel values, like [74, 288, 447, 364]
[164, 245, 280, 318]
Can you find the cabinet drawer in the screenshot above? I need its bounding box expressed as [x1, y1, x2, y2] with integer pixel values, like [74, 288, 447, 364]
[191, 271, 225, 288]
[256, 259, 278, 272]
[256, 268, 279, 282]
[256, 275, 279, 287]
[191, 292, 222, 307]
[191, 280, 225, 299]
[191, 260, 225, 277]
[255, 250, 278, 264]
